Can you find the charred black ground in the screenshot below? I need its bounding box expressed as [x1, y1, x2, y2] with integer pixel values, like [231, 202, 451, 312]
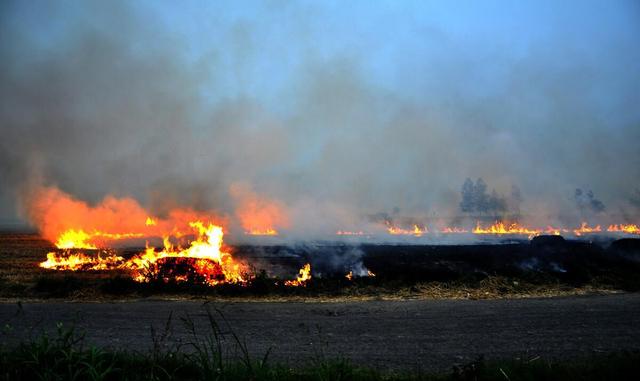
[1, 233, 639, 299]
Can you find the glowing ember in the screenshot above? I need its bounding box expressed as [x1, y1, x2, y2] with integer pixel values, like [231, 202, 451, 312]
[284, 263, 311, 287]
[345, 271, 353, 281]
[145, 217, 157, 226]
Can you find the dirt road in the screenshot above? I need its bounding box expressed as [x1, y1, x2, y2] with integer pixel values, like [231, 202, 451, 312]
[2, 294, 640, 371]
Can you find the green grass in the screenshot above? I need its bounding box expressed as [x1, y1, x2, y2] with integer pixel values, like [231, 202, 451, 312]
[1, 309, 639, 381]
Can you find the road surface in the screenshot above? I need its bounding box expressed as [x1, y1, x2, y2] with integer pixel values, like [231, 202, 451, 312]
[2, 294, 640, 371]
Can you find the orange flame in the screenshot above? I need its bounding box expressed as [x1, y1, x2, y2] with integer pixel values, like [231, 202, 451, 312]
[26, 186, 220, 248]
[126, 222, 246, 285]
[40, 251, 124, 271]
[284, 263, 311, 287]
[607, 224, 640, 234]
[41, 221, 247, 286]
[387, 223, 427, 236]
[573, 222, 601, 236]
[230, 183, 288, 237]
[472, 221, 542, 238]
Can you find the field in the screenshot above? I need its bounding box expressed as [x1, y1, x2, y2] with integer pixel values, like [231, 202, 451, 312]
[2, 232, 640, 377]
[1, 232, 640, 301]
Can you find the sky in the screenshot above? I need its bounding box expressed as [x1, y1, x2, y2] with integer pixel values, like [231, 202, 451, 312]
[1, 0, 639, 231]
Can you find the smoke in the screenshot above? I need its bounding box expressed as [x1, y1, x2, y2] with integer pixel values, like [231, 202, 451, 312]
[1, 0, 639, 234]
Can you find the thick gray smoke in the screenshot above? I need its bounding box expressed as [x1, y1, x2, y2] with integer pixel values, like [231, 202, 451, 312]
[1, 0, 639, 233]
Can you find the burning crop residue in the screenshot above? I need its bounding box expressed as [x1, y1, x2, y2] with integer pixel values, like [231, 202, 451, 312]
[339, 220, 640, 239]
[386, 222, 427, 237]
[472, 222, 542, 239]
[26, 185, 640, 289]
[284, 263, 312, 287]
[30, 186, 316, 287]
[41, 221, 248, 286]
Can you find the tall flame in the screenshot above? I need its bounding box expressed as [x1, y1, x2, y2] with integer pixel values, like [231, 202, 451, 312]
[284, 263, 311, 287]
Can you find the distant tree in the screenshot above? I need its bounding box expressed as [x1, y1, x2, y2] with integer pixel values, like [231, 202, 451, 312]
[460, 178, 475, 213]
[488, 189, 508, 217]
[473, 178, 489, 214]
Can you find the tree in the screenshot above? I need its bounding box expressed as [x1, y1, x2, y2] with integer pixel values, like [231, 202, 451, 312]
[488, 189, 507, 217]
[460, 178, 475, 213]
[473, 178, 489, 214]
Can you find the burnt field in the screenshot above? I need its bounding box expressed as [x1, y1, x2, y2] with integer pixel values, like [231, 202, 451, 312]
[1, 232, 639, 300]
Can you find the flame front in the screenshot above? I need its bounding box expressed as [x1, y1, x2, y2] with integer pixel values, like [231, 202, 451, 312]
[573, 222, 602, 236]
[472, 222, 541, 238]
[41, 221, 247, 286]
[386, 223, 427, 236]
[40, 251, 124, 271]
[607, 224, 640, 234]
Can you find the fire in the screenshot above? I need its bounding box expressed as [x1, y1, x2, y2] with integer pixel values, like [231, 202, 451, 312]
[573, 222, 602, 236]
[54, 229, 144, 249]
[345, 270, 375, 281]
[607, 224, 640, 234]
[54, 229, 97, 249]
[230, 182, 289, 237]
[26, 186, 217, 248]
[41, 222, 248, 286]
[472, 221, 541, 238]
[543, 226, 568, 235]
[127, 222, 246, 285]
[40, 251, 124, 271]
[284, 263, 311, 287]
[387, 223, 427, 236]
